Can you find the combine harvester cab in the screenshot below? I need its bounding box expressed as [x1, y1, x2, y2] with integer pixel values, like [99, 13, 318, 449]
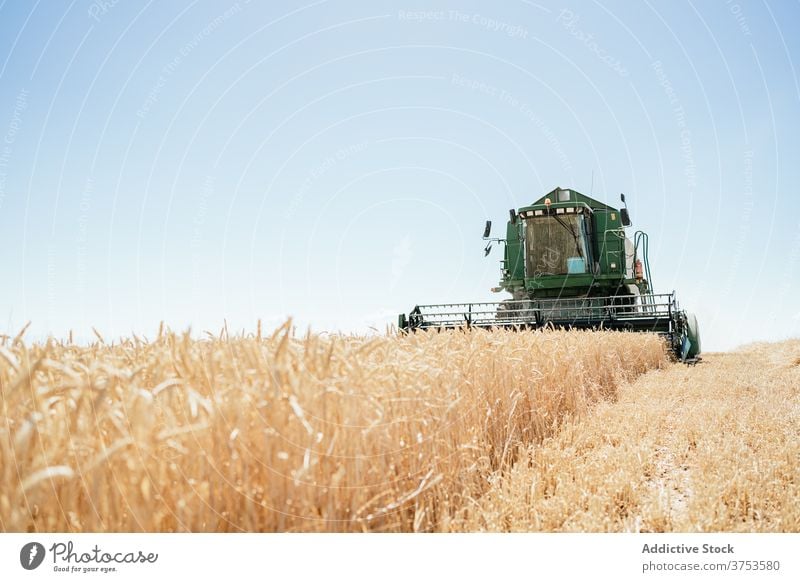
[399, 187, 701, 362]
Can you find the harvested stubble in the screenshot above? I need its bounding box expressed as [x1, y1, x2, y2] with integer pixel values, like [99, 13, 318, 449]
[0, 324, 666, 532]
[454, 340, 800, 532]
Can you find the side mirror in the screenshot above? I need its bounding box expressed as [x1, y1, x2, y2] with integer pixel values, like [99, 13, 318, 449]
[508, 209, 517, 224]
[483, 220, 492, 239]
[620, 193, 631, 226]
[484, 242, 492, 257]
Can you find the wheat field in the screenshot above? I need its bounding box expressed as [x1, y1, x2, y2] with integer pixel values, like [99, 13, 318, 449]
[0, 324, 797, 532]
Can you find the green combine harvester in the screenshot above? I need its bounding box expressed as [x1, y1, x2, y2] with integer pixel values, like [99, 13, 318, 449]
[399, 187, 701, 362]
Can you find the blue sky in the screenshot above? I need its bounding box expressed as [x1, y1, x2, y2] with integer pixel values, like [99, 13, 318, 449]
[0, 0, 798, 350]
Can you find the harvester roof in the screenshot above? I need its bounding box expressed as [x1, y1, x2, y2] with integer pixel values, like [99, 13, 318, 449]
[523, 187, 619, 213]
